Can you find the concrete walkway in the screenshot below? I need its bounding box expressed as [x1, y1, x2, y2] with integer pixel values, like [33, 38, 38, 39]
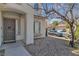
[3, 41, 31, 56]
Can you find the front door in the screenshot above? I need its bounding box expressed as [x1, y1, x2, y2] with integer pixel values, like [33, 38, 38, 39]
[3, 18, 16, 43]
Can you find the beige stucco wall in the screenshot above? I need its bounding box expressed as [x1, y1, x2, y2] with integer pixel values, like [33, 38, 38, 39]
[0, 3, 34, 46]
[41, 20, 46, 37]
[26, 14, 34, 44]
[15, 16, 25, 41]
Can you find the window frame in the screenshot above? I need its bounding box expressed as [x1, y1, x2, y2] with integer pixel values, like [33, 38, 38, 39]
[34, 20, 41, 34]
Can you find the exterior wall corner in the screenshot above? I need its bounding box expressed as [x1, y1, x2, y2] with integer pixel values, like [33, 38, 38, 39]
[25, 13, 34, 45]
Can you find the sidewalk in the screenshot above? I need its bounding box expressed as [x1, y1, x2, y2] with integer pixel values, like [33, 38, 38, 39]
[3, 41, 31, 56]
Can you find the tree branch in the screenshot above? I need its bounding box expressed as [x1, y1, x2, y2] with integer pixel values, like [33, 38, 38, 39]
[46, 8, 70, 24]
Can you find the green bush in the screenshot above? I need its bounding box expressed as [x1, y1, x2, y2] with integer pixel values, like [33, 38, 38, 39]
[75, 25, 79, 40]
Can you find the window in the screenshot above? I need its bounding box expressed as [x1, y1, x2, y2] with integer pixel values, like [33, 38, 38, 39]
[34, 3, 38, 11]
[34, 21, 41, 34]
[34, 3, 39, 15]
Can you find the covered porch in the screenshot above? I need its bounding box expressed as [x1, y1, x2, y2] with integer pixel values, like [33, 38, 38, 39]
[0, 3, 34, 46]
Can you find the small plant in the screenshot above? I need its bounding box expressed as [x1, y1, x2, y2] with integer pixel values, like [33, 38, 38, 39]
[73, 42, 79, 49]
[75, 25, 79, 40]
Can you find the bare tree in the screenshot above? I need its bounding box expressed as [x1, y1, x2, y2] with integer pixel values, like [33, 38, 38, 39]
[41, 3, 79, 47]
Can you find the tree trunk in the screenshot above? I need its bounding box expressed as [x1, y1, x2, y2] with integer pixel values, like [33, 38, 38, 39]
[69, 24, 75, 47]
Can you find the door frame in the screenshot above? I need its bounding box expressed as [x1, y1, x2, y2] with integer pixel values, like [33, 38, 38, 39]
[3, 17, 16, 43]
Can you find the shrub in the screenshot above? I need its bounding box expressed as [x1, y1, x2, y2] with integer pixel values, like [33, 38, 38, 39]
[75, 25, 79, 40]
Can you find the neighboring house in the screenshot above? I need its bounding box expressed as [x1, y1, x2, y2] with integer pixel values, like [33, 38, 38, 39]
[0, 3, 47, 46]
[57, 21, 66, 30]
[47, 23, 53, 30]
[48, 21, 66, 30]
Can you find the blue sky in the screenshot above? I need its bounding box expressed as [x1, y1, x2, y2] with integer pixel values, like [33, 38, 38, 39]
[49, 18, 62, 24]
[41, 4, 64, 24]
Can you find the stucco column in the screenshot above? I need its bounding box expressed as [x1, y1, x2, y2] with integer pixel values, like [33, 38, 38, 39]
[41, 20, 46, 37]
[0, 11, 3, 46]
[25, 14, 34, 44]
